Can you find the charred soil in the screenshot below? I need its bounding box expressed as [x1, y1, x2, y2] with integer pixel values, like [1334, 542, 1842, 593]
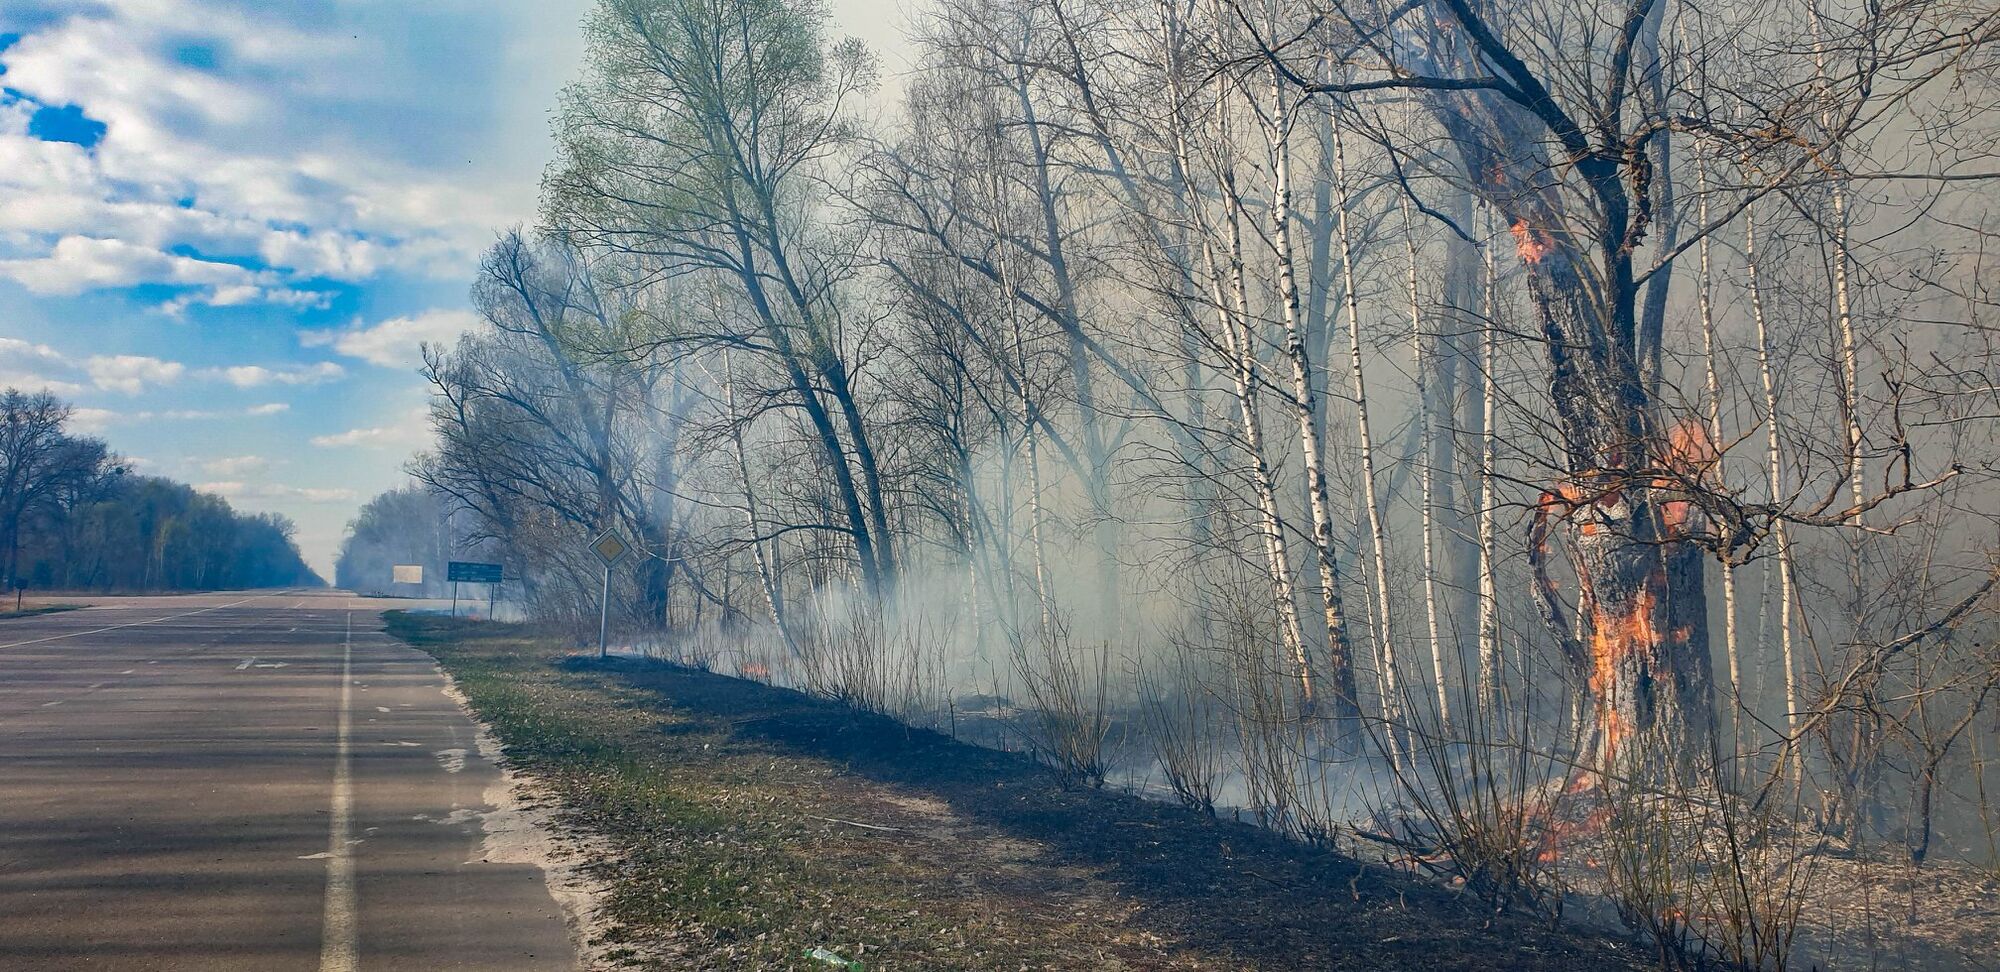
[390, 613, 1647, 971]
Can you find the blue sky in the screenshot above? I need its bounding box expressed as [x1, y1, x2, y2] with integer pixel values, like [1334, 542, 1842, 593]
[0, 0, 916, 579]
[0, 0, 592, 576]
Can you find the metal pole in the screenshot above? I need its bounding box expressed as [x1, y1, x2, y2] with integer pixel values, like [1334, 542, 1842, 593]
[598, 565, 611, 660]
[489, 582, 497, 621]
[451, 581, 459, 618]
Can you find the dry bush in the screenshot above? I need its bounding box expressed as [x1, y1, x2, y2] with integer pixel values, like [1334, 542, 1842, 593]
[653, 624, 725, 671]
[1136, 635, 1227, 816]
[1357, 646, 1578, 912]
[1386, 724, 1577, 910]
[1009, 616, 1114, 788]
[1194, 587, 1351, 846]
[795, 593, 954, 726]
[1595, 740, 1814, 971]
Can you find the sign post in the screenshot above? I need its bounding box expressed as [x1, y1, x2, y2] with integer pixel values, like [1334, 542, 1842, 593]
[447, 562, 505, 619]
[588, 531, 630, 660]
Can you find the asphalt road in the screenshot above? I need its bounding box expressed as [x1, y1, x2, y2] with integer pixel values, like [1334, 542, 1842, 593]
[0, 591, 576, 971]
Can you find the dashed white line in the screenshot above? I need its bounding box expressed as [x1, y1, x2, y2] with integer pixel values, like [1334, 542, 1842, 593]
[236, 658, 256, 671]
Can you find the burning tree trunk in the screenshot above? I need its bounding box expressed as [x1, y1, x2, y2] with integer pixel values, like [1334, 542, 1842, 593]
[1275, 0, 1719, 777]
[1512, 214, 1715, 776]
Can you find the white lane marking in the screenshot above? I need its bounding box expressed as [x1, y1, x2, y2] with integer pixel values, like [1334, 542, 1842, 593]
[0, 594, 272, 651]
[236, 658, 256, 671]
[255, 662, 289, 669]
[41, 700, 62, 707]
[119, 669, 135, 675]
[434, 748, 467, 773]
[319, 612, 357, 972]
[374, 707, 389, 714]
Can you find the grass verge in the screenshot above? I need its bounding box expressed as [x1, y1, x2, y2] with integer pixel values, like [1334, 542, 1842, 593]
[390, 612, 1646, 971]
[0, 604, 83, 620]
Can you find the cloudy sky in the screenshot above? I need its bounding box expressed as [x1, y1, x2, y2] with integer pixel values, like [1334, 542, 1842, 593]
[0, 0, 915, 578]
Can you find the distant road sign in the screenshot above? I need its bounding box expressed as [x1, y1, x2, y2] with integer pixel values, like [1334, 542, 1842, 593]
[447, 561, 504, 584]
[392, 564, 424, 584]
[590, 530, 631, 567]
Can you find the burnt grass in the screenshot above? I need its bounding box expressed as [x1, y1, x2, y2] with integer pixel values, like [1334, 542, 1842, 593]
[390, 613, 1649, 971]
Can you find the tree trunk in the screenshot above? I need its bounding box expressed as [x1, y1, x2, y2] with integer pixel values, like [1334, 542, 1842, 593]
[1268, 73, 1363, 726]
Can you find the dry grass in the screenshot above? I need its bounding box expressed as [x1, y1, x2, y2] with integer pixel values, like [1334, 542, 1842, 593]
[391, 612, 1651, 971]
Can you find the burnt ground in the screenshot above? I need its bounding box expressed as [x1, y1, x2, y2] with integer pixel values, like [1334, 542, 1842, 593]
[393, 614, 1652, 971]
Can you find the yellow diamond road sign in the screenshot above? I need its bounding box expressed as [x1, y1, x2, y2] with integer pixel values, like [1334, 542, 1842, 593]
[591, 530, 631, 567]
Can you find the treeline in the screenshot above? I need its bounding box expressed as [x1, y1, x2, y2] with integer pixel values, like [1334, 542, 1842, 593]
[1, 389, 320, 592]
[333, 485, 498, 597]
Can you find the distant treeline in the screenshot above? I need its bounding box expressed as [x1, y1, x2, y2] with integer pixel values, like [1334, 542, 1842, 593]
[1, 389, 321, 592]
[334, 485, 496, 597]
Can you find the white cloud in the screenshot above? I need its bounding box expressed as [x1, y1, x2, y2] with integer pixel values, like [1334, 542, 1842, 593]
[201, 362, 345, 388]
[160, 284, 332, 316]
[0, 235, 260, 297]
[84, 354, 185, 394]
[0, 342, 335, 399]
[197, 480, 358, 503]
[201, 455, 271, 476]
[0, 337, 87, 395]
[295, 487, 360, 503]
[309, 424, 424, 448]
[0, 2, 577, 302]
[302, 309, 482, 369]
[67, 406, 118, 432]
[79, 402, 294, 425]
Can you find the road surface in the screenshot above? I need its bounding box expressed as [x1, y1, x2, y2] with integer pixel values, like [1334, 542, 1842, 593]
[0, 591, 576, 971]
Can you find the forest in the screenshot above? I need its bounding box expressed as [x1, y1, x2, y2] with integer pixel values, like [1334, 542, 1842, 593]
[383, 0, 2000, 965]
[333, 485, 501, 599]
[0, 389, 321, 593]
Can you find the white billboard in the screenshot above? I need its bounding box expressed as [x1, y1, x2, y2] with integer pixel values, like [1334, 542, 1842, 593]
[392, 564, 425, 584]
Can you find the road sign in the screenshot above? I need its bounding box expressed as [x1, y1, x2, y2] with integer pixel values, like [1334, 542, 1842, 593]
[588, 530, 631, 660]
[590, 530, 631, 567]
[392, 564, 424, 584]
[447, 561, 504, 584]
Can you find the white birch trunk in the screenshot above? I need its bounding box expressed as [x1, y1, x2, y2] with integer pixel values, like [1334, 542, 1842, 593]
[1401, 193, 1450, 730]
[1476, 211, 1501, 719]
[722, 350, 790, 651]
[1695, 150, 1743, 760]
[1327, 119, 1403, 732]
[1266, 72, 1357, 719]
[1746, 202, 1803, 781]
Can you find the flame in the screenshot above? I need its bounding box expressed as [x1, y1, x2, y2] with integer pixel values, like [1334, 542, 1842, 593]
[740, 662, 770, 681]
[1663, 420, 1717, 472]
[1511, 219, 1553, 265]
[1588, 585, 1661, 766]
[1657, 420, 1717, 536]
[1533, 787, 1614, 865]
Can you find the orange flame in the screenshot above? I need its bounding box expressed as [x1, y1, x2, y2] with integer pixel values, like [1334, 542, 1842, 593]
[739, 662, 770, 681]
[1511, 219, 1553, 265]
[1589, 585, 1662, 766]
[1657, 420, 1717, 536]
